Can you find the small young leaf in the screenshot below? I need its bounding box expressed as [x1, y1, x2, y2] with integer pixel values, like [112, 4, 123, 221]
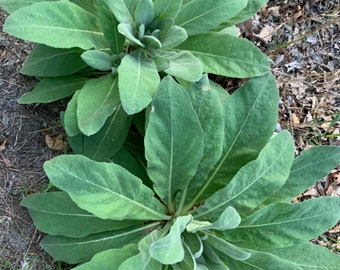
[118, 49, 160, 115]
[134, 0, 154, 27]
[21, 44, 87, 77]
[224, 197, 340, 249]
[149, 215, 192, 264]
[18, 76, 88, 104]
[177, 33, 269, 78]
[81, 50, 113, 71]
[161, 25, 188, 48]
[189, 207, 241, 233]
[69, 104, 131, 161]
[73, 244, 139, 270]
[44, 155, 169, 221]
[183, 232, 203, 259]
[77, 74, 120, 136]
[205, 234, 251, 261]
[97, 0, 125, 54]
[141, 35, 162, 49]
[154, 0, 182, 19]
[175, 0, 247, 35]
[163, 51, 202, 82]
[172, 242, 197, 270]
[195, 131, 295, 218]
[265, 145, 340, 204]
[4, 1, 106, 49]
[145, 76, 204, 206]
[118, 23, 145, 47]
[21, 192, 140, 238]
[41, 223, 157, 264]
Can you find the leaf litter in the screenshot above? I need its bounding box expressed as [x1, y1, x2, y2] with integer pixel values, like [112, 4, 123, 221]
[0, 0, 339, 268]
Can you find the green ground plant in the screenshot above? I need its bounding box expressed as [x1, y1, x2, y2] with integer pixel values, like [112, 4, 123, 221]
[1, 0, 269, 161]
[20, 75, 340, 269]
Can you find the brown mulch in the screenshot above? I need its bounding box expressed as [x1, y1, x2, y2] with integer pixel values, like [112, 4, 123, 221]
[0, 0, 339, 269]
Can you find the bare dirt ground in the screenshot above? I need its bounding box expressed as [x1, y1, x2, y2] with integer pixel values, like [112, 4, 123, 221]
[0, 0, 339, 269]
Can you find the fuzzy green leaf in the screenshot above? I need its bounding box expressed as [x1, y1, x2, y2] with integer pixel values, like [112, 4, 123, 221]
[97, 0, 125, 54]
[145, 76, 204, 205]
[77, 74, 120, 136]
[195, 131, 295, 218]
[63, 90, 81, 136]
[118, 49, 160, 114]
[154, 0, 182, 19]
[188, 207, 241, 233]
[68, 105, 131, 161]
[205, 234, 251, 261]
[4, 1, 106, 49]
[177, 33, 269, 78]
[81, 50, 112, 71]
[118, 22, 144, 47]
[103, 0, 138, 25]
[161, 25, 188, 48]
[149, 215, 192, 264]
[183, 232, 203, 259]
[18, 76, 88, 104]
[21, 192, 139, 238]
[0, 0, 56, 13]
[44, 155, 169, 221]
[265, 145, 340, 204]
[134, 0, 154, 26]
[190, 73, 278, 203]
[172, 242, 196, 270]
[73, 244, 139, 270]
[164, 51, 202, 82]
[40, 223, 156, 264]
[224, 197, 340, 249]
[184, 75, 224, 204]
[175, 0, 247, 35]
[20, 44, 87, 77]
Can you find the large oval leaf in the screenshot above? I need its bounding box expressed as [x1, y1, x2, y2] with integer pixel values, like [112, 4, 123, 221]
[145, 76, 204, 206]
[44, 155, 169, 221]
[4, 1, 106, 49]
[176, 33, 269, 78]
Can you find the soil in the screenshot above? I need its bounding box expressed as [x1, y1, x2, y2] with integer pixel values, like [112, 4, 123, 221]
[0, 1, 339, 269]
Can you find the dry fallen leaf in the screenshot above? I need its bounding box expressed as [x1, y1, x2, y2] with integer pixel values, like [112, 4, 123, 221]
[0, 138, 8, 152]
[45, 134, 67, 151]
[1, 155, 13, 167]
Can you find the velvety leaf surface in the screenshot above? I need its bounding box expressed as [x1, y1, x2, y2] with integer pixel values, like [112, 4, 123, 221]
[97, 0, 125, 54]
[0, 0, 56, 13]
[69, 105, 131, 161]
[177, 33, 269, 77]
[145, 76, 204, 206]
[63, 90, 81, 136]
[163, 51, 202, 82]
[20, 44, 87, 77]
[118, 49, 160, 114]
[161, 25, 188, 49]
[73, 244, 138, 270]
[193, 73, 279, 201]
[103, 0, 138, 24]
[18, 76, 88, 104]
[40, 223, 157, 264]
[77, 74, 120, 136]
[44, 155, 169, 221]
[195, 131, 295, 218]
[134, 0, 154, 27]
[224, 197, 340, 249]
[264, 145, 340, 204]
[21, 192, 139, 238]
[154, 0, 182, 19]
[81, 50, 112, 71]
[183, 75, 224, 204]
[175, 0, 247, 35]
[4, 1, 106, 49]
